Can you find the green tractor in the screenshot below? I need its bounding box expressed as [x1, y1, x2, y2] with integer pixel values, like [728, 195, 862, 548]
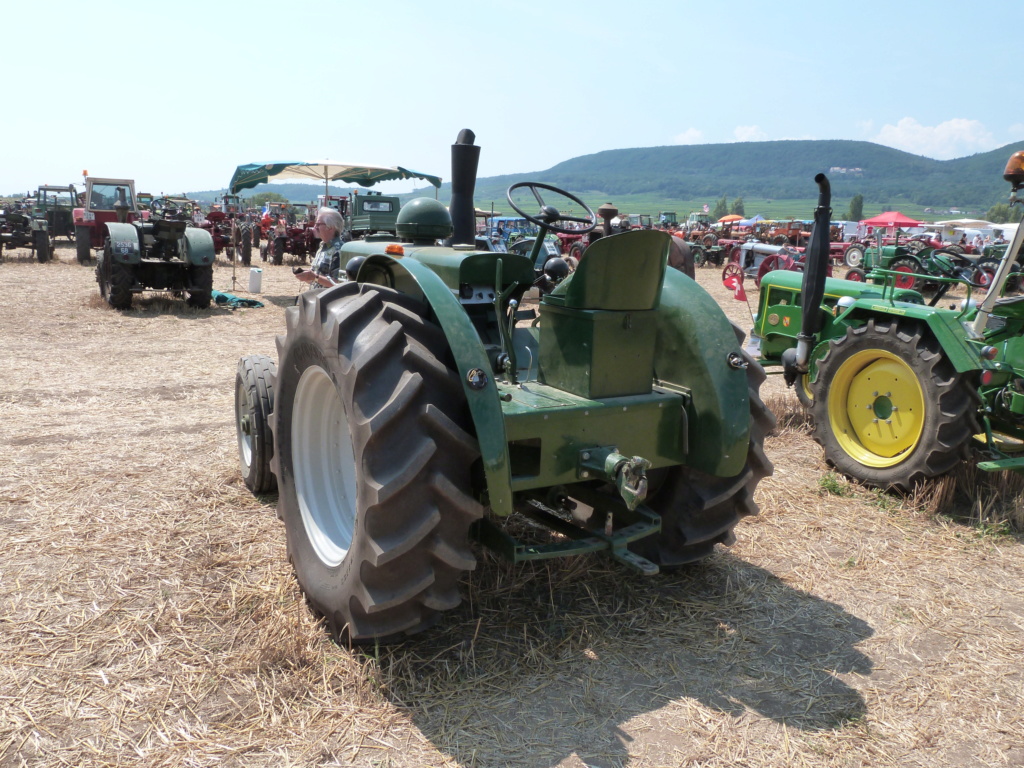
[753, 151, 1024, 492]
[842, 235, 998, 292]
[96, 189, 216, 310]
[0, 197, 50, 262]
[234, 130, 775, 643]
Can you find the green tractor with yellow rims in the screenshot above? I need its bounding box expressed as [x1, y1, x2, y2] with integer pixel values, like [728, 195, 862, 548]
[753, 151, 1024, 492]
[234, 130, 774, 644]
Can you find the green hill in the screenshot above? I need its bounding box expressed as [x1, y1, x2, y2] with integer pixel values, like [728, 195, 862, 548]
[188, 140, 1024, 218]
[461, 140, 1024, 213]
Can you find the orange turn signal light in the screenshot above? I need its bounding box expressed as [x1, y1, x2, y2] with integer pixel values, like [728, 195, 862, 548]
[1004, 151, 1024, 187]
[384, 244, 405, 256]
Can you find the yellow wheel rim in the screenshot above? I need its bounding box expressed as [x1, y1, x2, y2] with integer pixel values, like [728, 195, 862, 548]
[827, 349, 924, 467]
[800, 372, 814, 403]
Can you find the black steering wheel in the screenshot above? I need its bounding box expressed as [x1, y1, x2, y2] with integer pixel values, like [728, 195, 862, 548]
[150, 197, 174, 216]
[928, 250, 984, 286]
[506, 182, 596, 235]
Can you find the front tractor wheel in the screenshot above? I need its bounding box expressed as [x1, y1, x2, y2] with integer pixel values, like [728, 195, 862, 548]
[34, 230, 51, 263]
[845, 267, 866, 282]
[236, 355, 277, 493]
[889, 257, 921, 290]
[186, 264, 213, 308]
[631, 327, 775, 567]
[722, 263, 743, 283]
[97, 242, 134, 309]
[795, 372, 814, 409]
[76, 226, 92, 264]
[809, 319, 975, 491]
[271, 283, 484, 643]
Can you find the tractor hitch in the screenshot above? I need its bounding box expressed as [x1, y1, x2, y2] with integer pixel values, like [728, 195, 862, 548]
[578, 446, 651, 511]
[473, 482, 662, 576]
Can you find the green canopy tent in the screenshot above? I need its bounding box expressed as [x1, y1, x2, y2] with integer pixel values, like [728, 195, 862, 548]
[228, 161, 442, 196]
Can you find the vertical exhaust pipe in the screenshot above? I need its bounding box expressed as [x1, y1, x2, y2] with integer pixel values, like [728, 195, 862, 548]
[449, 129, 479, 245]
[782, 173, 830, 384]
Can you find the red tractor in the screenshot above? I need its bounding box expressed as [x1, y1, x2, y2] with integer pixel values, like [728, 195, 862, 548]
[554, 203, 621, 266]
[73, 177, 141, 265]
[200, 194, 255, 264]
[258, 202, 318, 264]
[767, 220, 811, 247]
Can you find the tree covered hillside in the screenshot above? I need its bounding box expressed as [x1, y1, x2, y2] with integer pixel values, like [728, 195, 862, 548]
[465, 140, 1024, 211]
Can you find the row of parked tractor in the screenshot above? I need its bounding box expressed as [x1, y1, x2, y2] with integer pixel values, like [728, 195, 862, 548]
[1, 175, 409, 309]
[0, 180, 331, 268]
[643, 210, 1019, 295]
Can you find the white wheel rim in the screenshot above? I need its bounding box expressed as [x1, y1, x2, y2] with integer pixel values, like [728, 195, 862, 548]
[236, 378, 253, 471]
[293, 365, 357, 567]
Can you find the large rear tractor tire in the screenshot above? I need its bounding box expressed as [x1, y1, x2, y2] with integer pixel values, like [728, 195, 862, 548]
[34, 230, 51, 263]
[809, 318, 975, 492]
[76, 226, 92, 265]
[631, 325, 775, 567]
[236, 355, 277, 493]
[270, 283, 484, 643]
[273, 238, 284, 265]
[186, 264, 213, 308]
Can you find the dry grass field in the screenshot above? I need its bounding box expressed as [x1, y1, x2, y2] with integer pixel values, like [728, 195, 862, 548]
[2, 243, 1023, 768]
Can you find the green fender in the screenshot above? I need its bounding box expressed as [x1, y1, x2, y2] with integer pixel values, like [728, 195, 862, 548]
[356, 255, 514, 516]
[840, 302, 983, 373]
[653, 268, 751, 478]
[181, 227, 215, 266]
[104, 222, 142, 264]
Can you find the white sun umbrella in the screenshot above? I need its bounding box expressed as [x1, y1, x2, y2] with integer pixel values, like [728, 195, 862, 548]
[228, 161, 441, 195]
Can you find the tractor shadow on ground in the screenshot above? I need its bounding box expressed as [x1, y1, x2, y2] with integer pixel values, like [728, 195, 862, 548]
[84, 293, 241, 317]
[370, 552, 873, 768]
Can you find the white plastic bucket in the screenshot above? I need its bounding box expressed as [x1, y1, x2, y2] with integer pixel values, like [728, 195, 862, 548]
[248, 268, 263, 293]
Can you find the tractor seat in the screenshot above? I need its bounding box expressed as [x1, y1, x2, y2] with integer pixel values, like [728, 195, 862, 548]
[153, 218, 188, 241]
[538, 230, 670, 399]
[544, 230, 670, 311]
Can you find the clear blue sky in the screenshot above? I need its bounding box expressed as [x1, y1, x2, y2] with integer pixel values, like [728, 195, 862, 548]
[3, 0, 1021, 197]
